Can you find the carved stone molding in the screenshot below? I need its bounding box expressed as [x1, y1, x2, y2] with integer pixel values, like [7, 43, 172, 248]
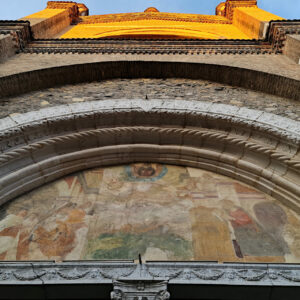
[0, 21, 31, 52]
[0, 262, 299, 286]
[0, 126, 298, 167]
[268, 21, 300, 53]
[0, 99, 298, 142]
[0, 100, 299, 212]
[1, 261, 299, 299]
[111, 280, 170, 300]
[24, 39, 273, 56]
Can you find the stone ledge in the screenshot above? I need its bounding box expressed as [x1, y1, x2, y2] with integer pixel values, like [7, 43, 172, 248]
[1, 260, 300, 285]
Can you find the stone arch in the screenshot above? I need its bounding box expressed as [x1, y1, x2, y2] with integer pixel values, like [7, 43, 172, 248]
[0, 61, 299, 100]
[0, 99, 299, 213]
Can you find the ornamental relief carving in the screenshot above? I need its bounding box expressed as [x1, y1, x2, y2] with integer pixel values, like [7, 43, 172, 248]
[1, 264, 300, 284]
[1, 126, 298, 167]
[0, 100, 299, 218]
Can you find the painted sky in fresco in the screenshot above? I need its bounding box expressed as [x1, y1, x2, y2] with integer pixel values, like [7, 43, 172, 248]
[1, 0, 299, 20]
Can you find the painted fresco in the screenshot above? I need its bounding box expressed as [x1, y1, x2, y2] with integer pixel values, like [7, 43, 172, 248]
[0, 163, 300, 263]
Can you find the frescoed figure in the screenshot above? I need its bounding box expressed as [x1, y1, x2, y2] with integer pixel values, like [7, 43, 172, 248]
[190, 206, 237, 262]
[254, 202, 289, 254]
[0, 210, 27, 260]
[0, 164, 299, 263]
[33, 209, 86, 260]
[125, 163, 168, 182]
[230, 206, 288, 257]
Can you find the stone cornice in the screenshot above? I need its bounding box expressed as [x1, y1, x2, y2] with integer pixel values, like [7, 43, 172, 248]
[20, 20, 300, 55]
[1, 18, 299, 56]
[0, 261, 299, 286]
[0, 21, 32, 52]
[268, 20, 300, 53]
[24, 39, 273, 55]
[1, 261, 300, 299]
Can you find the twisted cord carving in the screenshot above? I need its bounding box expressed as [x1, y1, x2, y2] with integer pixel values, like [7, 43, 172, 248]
[1, 109, 299, 145]
[0, 127, 299, 169]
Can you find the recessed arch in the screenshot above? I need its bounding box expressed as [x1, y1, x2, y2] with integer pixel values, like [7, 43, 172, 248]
[0, 61, 299, 100]
[4, 161, 298, 263]
[0, 100, 299, 213]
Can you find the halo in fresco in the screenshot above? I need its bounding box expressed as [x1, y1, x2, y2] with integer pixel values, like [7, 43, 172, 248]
[0, 163, 300, 263]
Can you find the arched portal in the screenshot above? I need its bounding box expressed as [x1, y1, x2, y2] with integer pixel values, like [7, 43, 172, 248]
[0, 99, 299, 212]
[0, 61, 299, 100]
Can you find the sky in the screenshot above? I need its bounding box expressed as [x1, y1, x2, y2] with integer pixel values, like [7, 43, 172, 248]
[0, 0, 299, 20]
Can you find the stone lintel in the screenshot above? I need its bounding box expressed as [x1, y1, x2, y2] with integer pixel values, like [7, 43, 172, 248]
[0, 261, 299, 299]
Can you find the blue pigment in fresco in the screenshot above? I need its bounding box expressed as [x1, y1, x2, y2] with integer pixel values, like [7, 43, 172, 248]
[124, 163, 168, 182]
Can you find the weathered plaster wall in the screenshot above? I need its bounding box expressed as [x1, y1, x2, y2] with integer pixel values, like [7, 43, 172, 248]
[1, 79, 299, 121]
[1, 163, 300, 263]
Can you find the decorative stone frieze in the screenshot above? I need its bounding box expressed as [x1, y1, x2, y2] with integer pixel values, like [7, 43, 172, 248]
[112, 277, 169, 299]
[0, 261, 300, 286]
[23, 38, 274, 55]
[268, 20, 300, 54]
[1, 261, 299, 299]
[1, 19, 297, 57]
[0, 21, 31, 57]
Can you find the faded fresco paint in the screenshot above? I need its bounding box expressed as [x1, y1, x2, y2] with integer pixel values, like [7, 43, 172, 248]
[0, 163, 300, 263]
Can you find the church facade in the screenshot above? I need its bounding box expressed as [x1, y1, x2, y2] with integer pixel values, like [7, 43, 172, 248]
[0, 1, 299, 299]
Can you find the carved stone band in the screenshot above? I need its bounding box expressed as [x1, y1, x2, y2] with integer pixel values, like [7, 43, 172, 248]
[0, 262, 300, 286]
